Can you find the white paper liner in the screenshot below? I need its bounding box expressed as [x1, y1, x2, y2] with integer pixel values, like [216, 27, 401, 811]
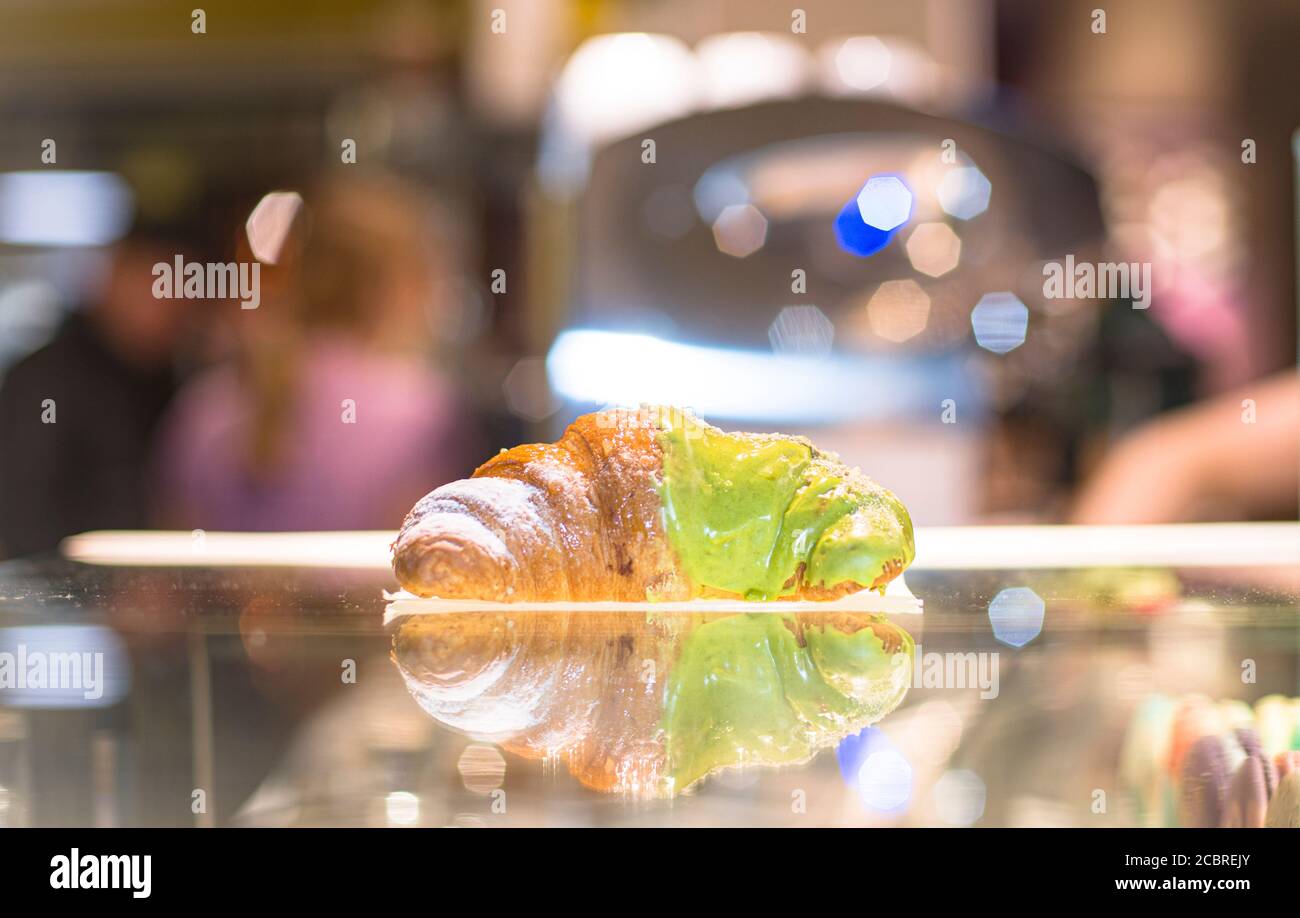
[383, 575, 922, 624]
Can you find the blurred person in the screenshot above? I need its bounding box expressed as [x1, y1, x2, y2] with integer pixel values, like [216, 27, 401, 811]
[152, 173, 475, 531]
[0, 231, 197, 558]
[1072, 370, 1299, 523]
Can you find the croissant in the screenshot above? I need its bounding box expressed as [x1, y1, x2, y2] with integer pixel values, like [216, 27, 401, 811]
[392, 406, 914, 602]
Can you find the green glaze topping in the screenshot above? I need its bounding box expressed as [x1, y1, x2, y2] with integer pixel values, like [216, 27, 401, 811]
[656, 410, 914, 600]
[661, 613, 913, 792]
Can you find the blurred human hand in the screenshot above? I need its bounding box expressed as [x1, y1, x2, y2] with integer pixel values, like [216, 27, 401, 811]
[1072, 371, 1298, 523]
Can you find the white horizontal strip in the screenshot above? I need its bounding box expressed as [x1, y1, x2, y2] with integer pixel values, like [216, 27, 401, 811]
[60, 523, 1300, 573]
[913, 523, 1300, 570]
[61, 530, 393, 570]
[382, 584, 922, 624]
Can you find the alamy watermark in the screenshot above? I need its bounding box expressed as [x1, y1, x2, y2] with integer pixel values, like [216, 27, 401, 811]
[1043, 254, 1152, 309]
[0, 643, 104, 701]
[908, 644, 1000, 699]
[152, 255, 260, 309]
[50, 848, 151, 898]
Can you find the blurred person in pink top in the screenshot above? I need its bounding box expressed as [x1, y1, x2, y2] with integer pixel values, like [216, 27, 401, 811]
[153, 173, 477, 531]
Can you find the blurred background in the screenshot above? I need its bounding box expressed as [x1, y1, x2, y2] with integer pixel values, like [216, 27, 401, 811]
[1, 0, 1297, 558]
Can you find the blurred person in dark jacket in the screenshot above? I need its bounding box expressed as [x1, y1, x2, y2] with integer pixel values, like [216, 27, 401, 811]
[152, 173, 477, 531]
[0, 232, 195, 557]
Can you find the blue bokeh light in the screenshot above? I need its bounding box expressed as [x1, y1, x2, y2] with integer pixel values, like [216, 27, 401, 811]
[837, 725, 879, 783]
[837, 726, 913, 813]
[834, 198, 893, 257]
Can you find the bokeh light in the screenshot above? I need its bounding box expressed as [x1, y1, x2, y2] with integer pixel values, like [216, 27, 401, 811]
[859, 748, 913, 811]
[769, 304, 834, 356]
[867, 279, 931, 343]
[457, 743, 507, 794]
[1147, 167, 1229, 264]
[553, 33, 699, 145]
[711, 203, 768, 257]
[989, 586, 1046, 647]
[695, 32, 809, 109]
[970, 291, 1029, 354]
[856, 175, 913, 231]
[933, 770, 987, 826]
[905, 222, 962, 277]
[384, 791, 420, 826]
[502, 357, 560, 421]
[837, 726, 912, 813]
[244, 190, 303, 264]
[834, 198, 892, 257]
[830, 36, 891, 92]
[936, 166, 992, 220]
[0, 171, 133, 247]
[693, 168, 749, 223]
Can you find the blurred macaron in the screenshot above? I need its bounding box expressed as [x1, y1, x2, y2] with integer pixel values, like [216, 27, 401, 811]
[1264, 772, 1300, 829]
[1222, 755, 1270, 828]
[1168, 695, 1220, 778]
[1254, 695, 1294, 756]
[1180, 734, 1233, 828]
[1120, 695, 1176, 827]
[1218, 699, 1254, 732]
[1274, 750, 1300, 781]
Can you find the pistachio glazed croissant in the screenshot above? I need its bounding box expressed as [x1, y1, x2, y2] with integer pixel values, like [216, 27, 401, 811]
[392, 406, 915, 602]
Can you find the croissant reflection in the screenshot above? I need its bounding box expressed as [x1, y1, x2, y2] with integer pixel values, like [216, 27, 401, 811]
[392, 609, 914, 797]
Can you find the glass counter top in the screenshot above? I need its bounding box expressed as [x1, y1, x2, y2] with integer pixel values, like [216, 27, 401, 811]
[1, 525, 1297, 827]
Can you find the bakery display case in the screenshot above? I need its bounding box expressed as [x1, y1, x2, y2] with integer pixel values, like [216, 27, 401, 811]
[1, 524, 1294, 828]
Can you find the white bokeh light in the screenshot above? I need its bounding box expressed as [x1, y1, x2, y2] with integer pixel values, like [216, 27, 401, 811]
[696, 32, 810, 109]
[856, 175, 913, 231]
[384, 791, 420, 827]
[245, 191, 303, 265]
[769, 304, 834, 355]
[0, 171, 133, 247]
[553, 33, 699, 145]
[858, 748, 913, 811]
[830, 36, 891, 92]
[937, 166, 992, 220]
[934, 769, 986, 826]
[989, 586, 1046, 648]
[970, 292, 1028, 354]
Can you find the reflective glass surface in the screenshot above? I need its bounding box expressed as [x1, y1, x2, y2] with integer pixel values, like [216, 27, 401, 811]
[1, 540, 1297, 827]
